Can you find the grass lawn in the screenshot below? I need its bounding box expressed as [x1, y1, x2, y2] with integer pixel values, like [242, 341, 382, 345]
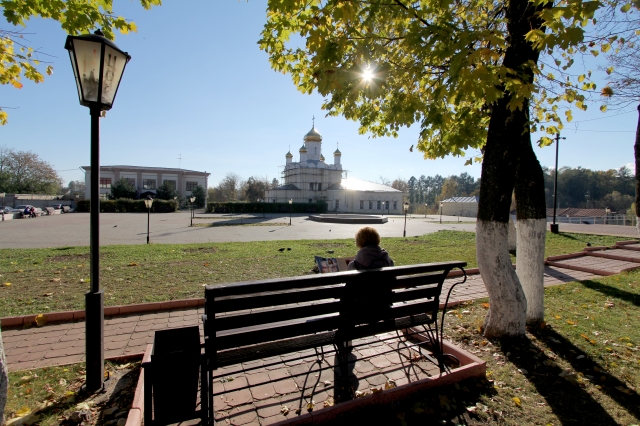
[0, 230, 624, 317]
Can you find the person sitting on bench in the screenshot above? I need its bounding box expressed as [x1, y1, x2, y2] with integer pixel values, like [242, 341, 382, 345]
[347, 226, 394, 270]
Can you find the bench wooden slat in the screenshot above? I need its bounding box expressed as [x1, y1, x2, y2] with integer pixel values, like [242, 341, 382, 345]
[390, 285, 441, 303]
[215, 331, 336, 368]
[213, 285, 344, 313]
[205, 261, 465, 297]
[216, 314, 341, 351]
[214, 300, 341, 331]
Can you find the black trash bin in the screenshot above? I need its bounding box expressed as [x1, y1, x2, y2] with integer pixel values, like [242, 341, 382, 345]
[145, 326, 201, 425]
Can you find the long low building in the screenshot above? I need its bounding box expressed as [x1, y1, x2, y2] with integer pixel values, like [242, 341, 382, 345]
[81, 165, 210, 200]
[265, 124, 403, 213]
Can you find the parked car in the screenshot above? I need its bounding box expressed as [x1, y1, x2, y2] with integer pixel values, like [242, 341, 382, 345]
[1, 206, 18, 214]
[51, 204, 71, 213]
[15, 205, 43, 217]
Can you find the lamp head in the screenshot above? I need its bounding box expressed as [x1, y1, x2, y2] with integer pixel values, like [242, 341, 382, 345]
[144, 195, 153, 209]
[64, 29, 131, 111]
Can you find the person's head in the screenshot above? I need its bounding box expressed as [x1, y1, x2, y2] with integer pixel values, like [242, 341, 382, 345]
[355, 226, 381, 249]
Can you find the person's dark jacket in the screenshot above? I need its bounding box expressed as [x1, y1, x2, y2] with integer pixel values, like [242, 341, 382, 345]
[347, 245, 394, 270]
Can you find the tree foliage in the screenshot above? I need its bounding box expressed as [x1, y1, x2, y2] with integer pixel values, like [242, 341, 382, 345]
[0, 146, 62, 194]
[155, 180, 178, 200]
[0, 0, 162, 125]
[191, 185, 206, 208]
[110, 177, 136, 199]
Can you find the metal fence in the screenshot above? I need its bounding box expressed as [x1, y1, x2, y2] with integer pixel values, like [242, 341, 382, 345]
[546, 214, 637, 226]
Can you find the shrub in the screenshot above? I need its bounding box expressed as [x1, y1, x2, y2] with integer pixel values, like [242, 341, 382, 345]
[76, 199, 177, 213]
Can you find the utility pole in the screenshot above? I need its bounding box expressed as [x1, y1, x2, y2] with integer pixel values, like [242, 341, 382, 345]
[551, 133, 565, 234]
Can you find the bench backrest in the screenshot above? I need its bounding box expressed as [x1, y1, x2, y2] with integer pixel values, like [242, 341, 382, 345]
[204, 261, 466, 366]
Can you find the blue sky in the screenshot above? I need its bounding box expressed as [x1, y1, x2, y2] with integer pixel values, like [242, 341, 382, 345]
[1, 0, 637, 189]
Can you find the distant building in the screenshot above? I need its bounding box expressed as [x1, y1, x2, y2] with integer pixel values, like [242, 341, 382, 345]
[264, 125, 402, 213]
[440, 196, 479, 217]
[81, 166, 210, 200]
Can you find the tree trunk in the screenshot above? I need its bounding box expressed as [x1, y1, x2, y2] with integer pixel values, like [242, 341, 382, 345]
[0, 329, 8, 423]
[477, 0, 546, 337]
[515, 114, 548, 324]
[635, 105, 640, 235]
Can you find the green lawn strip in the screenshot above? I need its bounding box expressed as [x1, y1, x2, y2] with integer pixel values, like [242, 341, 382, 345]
[5, 361, 139, 426]
[339, 270, 640, 425]
[0, 231, 624, 317]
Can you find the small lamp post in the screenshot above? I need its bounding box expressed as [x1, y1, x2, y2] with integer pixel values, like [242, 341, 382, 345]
[173, 196, 177, 211]
[144, 196, 153, 244]
[551, 133, 565, 234]
[425, 203, 428, 218]
[190, 196, 196, 227]
[289, 199, 293, 225]
[439, 202, 443, 223]
[381, 201, 385, 218]
[65, 29, 131, 392]
[403, 202, 409, 237]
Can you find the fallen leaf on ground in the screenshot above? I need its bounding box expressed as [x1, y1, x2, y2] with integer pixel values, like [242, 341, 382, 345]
[128, 262, 138, 267]
[323, 398, 334, 407]
[35, 314, 47, 326]
[481, 303, 490, 309]
[512, 397, 522, 407]
[280, 406, 289, 415]
[3, 282, 11, 287]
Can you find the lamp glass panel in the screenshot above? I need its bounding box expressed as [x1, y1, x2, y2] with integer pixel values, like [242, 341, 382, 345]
[71, 39, 102, 103]
[68, 51, 84, 105]
[100, 45, 127, 106]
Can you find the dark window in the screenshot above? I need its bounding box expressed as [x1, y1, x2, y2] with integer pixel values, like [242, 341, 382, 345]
[99, 178, 111, 189]
[143, 179, 156, 190]
[360, 200, 364, 209]
[186, 181, 198, 191]
[377, 201, 381, 209]
[125, 178, 135, 187]
[368, 200, 373, 209]
[393, 201, 398, 210]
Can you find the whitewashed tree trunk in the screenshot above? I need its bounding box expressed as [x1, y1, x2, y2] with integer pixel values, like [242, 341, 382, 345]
[477, 220, 527, 337]
[508, 216, 517, 251]
[0, 329, 8, 424]
[516, 219, 547, 323]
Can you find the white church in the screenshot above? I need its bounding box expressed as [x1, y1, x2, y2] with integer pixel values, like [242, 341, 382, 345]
[265, 125, 403, 213]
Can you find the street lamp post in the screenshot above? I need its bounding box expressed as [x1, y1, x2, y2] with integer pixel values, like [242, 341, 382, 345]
[551, 133, 565, 234]
[381, 202, 385, 218]
[173, 196, 177, 211]
[144, 196, 153, 244]
[190, 196, 196, 227]
[289, 199, 293, 225]
[65, 29, 131, 392]
[403, 202, 409, 237]
[440, 202, 443, 224]
[425, 203, 428, 218]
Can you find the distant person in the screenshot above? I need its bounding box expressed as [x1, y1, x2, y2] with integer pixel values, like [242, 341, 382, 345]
[347, 227, 394, 270]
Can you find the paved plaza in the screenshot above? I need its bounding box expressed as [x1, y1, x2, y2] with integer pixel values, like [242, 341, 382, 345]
[0, 211, 477, 248]
[1, 211, 638, 248]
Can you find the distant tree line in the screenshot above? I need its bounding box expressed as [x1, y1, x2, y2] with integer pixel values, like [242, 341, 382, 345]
[386, 165, 634, 213]
[544, 166, 634, 212]
[208, 173, 279, 202]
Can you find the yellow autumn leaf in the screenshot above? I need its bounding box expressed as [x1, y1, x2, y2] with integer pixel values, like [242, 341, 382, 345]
[481, 303, 490, 309]
[512, 396, 522, 407]
[12, 81, 23, 89]
[128, 262, 138, 266]
[204, 262, 210, 266]
[35, 314, 47, 326]
[3, 282, 11, 287]
[555, 315, 562, 319]
[567, 320, 576, 325]
[15, 406, 31, 416]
